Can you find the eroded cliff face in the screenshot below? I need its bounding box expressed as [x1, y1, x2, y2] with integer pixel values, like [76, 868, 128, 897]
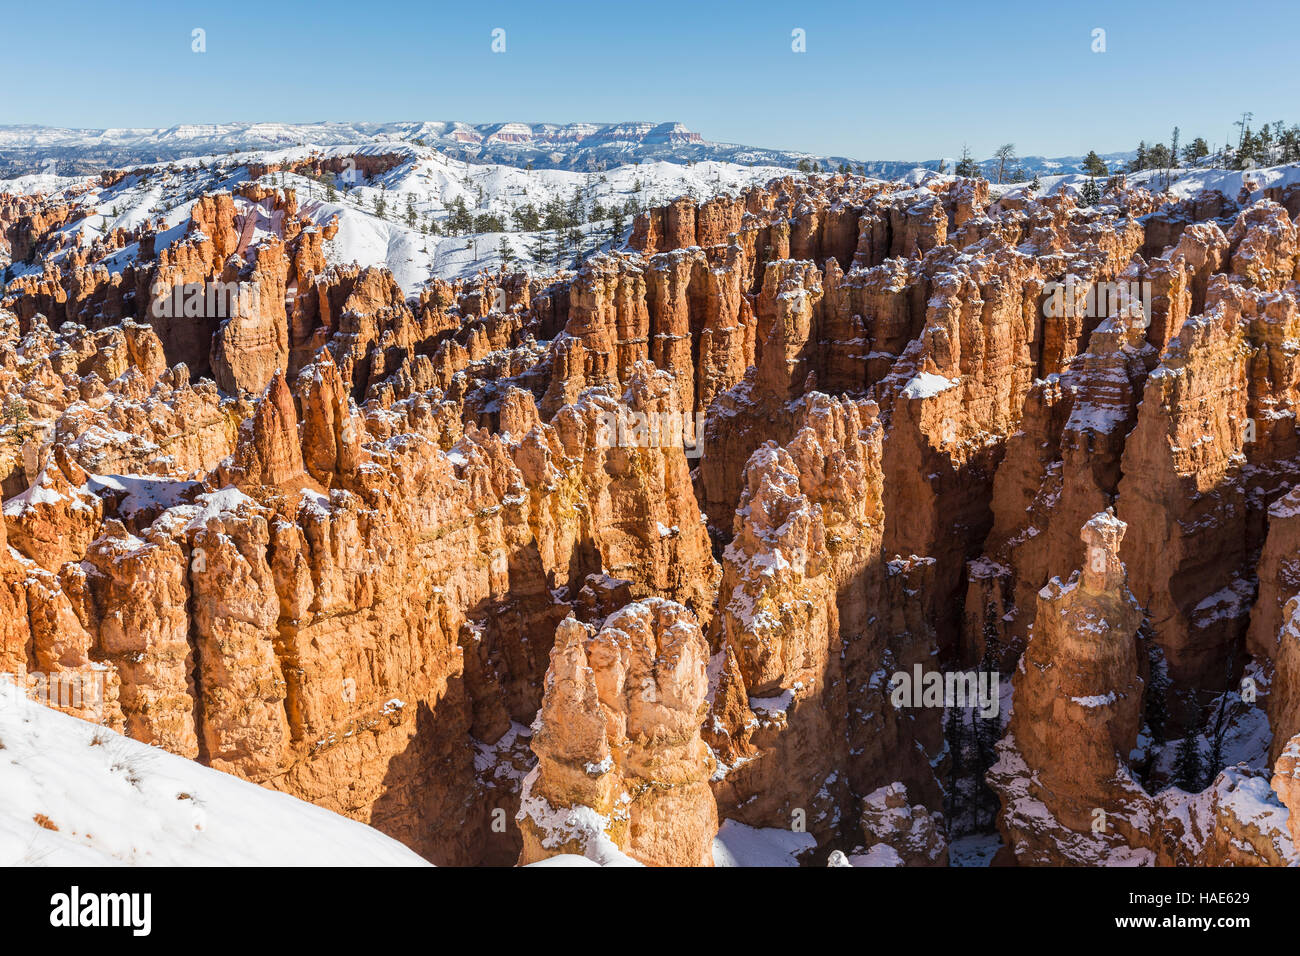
[4, 162, 1300, 866]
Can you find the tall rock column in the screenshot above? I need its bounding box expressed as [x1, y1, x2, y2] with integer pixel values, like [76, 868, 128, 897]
[988, 511, 1154, 864]
[517, 599, 718, 866]
[705, 393, 905, 845]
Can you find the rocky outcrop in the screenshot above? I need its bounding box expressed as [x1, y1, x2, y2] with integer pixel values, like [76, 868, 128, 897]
[5, 159, 1300, 868]
[858, 783, 948, 866]
[703, 392, 944, 848]
[517, 600, 717, 866]
[228, 370, 306, 489]
[1272, 734, 1300, 847]
[990, 511, 1297, 866]
[2, 445, 102, 570]
[209, 243, 290, 396]
[989, 511, 1150, 864]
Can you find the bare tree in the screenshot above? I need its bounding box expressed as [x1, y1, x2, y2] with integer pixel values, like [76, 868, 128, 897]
[1235, 111, 1254, 152]
[1159, 126, 1181, 192]
[993, 143, 1017, 184]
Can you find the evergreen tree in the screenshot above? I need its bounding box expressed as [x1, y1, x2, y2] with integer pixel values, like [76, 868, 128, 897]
[1173, 733, 1204, 792]
[511, 202, 540, 232]
[1182, 137, 1210, 165]
[448, 197, 472, 236]
[560, 226, 580, 266]
[1130, 141, 1148, 172]
[1235, 111, 1254, 154]
[4, 395, 31, 430]
[1082, 150, 1108, 176]
[1079, 177, 1102, 207]
[1203, 646, 1243, 786]
[1281, 126, 1300, 163]
[474, 212, 505, 233]
[324, 172, 336, 203]
[405, 196, 417, 229]
[954, 144, 979, 178]
[542, 197, 566, 232]
[529, 232, 553, 271]
[968, 605, 1005, 827]
[1142, 622, 1170, 745]
[1028, 173, 1041, 194]
[1207, 726, 1225, 783]
[1236, 129, 1260, 169]
[944, 704, 966, 829]
[497, 236, 514, 268]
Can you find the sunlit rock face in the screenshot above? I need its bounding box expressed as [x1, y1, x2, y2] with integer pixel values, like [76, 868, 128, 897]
[4, 158, 1300, 866]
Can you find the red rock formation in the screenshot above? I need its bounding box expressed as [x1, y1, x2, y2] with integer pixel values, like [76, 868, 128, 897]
[229, 370, 306, 489]
[6, 162, 1300, 869]
[517, 600, 717, 866]
[991, 511, 1296, 865]
[990, 511, 1150, 863]
[858, 783, 948, 866]
[703, 392, 933, 847]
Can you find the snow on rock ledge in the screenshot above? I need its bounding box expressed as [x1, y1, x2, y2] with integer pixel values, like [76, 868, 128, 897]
[900, 371, 960, 400]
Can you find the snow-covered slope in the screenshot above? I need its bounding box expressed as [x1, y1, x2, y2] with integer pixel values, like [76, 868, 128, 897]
[299, 146, 792, 290]
[1, 142, 796, 290]
[1001, 161, 1300, 205]
[712, 820, 817, 866]
[0, 681, 430, 866]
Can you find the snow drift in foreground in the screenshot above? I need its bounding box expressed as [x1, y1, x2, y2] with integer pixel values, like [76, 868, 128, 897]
[0, 680, 429, 866]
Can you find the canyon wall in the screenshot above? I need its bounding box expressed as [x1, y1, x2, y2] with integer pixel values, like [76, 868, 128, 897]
[4, 164, 1300, 865]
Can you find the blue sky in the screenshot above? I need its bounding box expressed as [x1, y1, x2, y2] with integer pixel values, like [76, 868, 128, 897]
[2, 0, 1296, 160]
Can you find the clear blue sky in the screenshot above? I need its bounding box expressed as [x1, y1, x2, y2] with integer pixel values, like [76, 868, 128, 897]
[2, 0, 1295, 160]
